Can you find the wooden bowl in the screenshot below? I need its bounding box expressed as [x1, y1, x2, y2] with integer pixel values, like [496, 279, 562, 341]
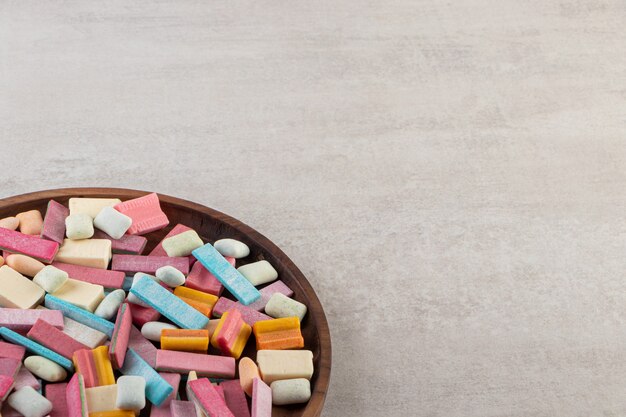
[0, 187, 331, 417]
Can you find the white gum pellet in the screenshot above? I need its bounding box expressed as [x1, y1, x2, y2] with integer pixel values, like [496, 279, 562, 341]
[94, 289, 126, 319]
[271, 378, 312, 405]
[162, 230, 203, 257]
[155, 266, 186, 287]
[24, 356, 67, 382]
[116, 375, 146, 410]
[93, 206, 132, 239]
[214, 238, 250, 259]
[264, 293, 307, 321]
[65, 213, 94, 240]
[141, 321, 178, 342]
[237, 260, 278, 286]
[7, 386, 53, 417]
[33, 266, 69, 293]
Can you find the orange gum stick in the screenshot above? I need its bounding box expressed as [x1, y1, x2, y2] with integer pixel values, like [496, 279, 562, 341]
[252, 316, 305, 350]
[160, 329, 209, 353]
[174, 287, 218, 314]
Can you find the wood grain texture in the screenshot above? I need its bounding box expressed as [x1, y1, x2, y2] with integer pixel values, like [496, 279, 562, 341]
[0, 188, 331, 417]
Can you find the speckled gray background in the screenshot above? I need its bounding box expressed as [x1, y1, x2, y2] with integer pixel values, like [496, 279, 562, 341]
[2, 1, 626, 416]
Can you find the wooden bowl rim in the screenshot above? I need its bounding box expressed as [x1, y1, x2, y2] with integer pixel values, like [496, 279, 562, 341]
[0, 187, 332, 417]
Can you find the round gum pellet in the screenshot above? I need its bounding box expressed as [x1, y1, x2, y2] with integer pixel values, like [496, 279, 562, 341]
[0, 217, 19, 231]
[5, 254, 46, 277]
[16, 210, 43, 235]
[239, 357, 260, 396]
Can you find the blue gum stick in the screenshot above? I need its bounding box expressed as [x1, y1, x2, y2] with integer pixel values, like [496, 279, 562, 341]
[129, 274, 209, 329]
[192, 243, 261, 305]
[0, 327, 74, 371]
[45, 295, 115, 337]
[120, 348, 173, 407]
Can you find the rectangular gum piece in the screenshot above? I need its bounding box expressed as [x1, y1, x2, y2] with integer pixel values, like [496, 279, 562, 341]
[40, 200, 69, 244]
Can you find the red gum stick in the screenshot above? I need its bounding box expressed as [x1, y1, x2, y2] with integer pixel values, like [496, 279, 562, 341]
[14, 366, 40, 390]
[92, 230, 148, 254]
[0, 227, 59, 263]
[185, 257, 236, 296]
[0, 358, 21, 378]
[109, 303, 132, 369]
[40, 200, 69, 244]
[129, 325, 157, 368]
[128, 303, 161, 328]
[114, 193, 169, 236]
[149, 224, 197, 267]
[188, 378, 235, 417]
[221, 380, 251, 417]
[27, 319, 89, 359]
[0, 375, 13, 400]
[66, 373, 88, 417]
[72, 349, 98, 388]
[52, 262, 126, 289]
[212, 298, 271, 326]
[0, 341, 25, 361]
[46, 383, 69, 417]
[156, 350, 235, 379]
[240, 280, 294, 312]
[112, 255, 190, 275]
[0, 308, 64, 332]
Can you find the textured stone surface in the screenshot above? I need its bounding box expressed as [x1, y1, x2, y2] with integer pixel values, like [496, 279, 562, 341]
[2, 1, 626, 416]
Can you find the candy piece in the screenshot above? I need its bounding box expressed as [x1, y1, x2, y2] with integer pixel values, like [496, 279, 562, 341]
[40, 200, 69, 244]
[65, 214, 94, 240]
[129, 274, 208, 329]
[173, 286, 218, 314]
[94, 207, 133, 240]
[129, 303, 162, 328]
[214, 239, 250, 259]
[66, 373, 89, 417]
[192, 244, 261, 306]
[241, 280, 294, 312]
[185, 258, 235, 296]
[85, 384, 118, 412]
[45, 382, 69, 417]
[109, 303, 132, 369]
[27, 318, 90, 359]
[141, 321, 178, 342]
[265, 293, 307, 322]
[129, 325, 158, 367]
[55, 239, 112, 269]
[24, 355, 67, 382]
[211, 310, 251, 359]
[33, 265, 69, 293]
[44, 295, 115, 337]
[89, 411, 135, 417]
[16, 210, 44, 236]
[270, 378, 311, 405]
[149, 224, 192, 255]
[0, 340, 26, 361]
[256, 350, 313, 384]
[156, 266, 186, 287]
[0, 327, 73, 370]
[221, 380, 251, 417]
[170, 400, 197, 417]
[155, 349, 235, 378]
[0, 357, 21, 378]
[114, 193, 169, 235]
[162, 230, 203, 257]
[95, 289, 125, 319]
[59, 313, 108, 349]
[7, 386, 52, 417]
[184, 371, 204, 417]
[252, 316, 304, 350]
[14, 366, 40, 390]
[149, 372, 180, 417]
[0, 228, 59, 263]
[120, 348, 173, 407]
[92, 230, 148, 255]
[69, 198, 122, 219]
[178, 296, 212, 317]
[212, 298, 271, 326]
[93, 346, 115, 385]
[52, 278, 105, 312]
[113, 255, 190, 275]
[0, 217, 19, 231]
[52, 261, 125, 289]
[251, 378, 271, 417]
[0, 374, 14, 400]
[5, 254, 45, 277]
[0, 308, 63, 332]
[188, 378, 234, 417]
[72, 349, 98, 388]
[116, 375, 146, 411]
[237, 261, 277, 287]
[238, 357, 260, 396]
[160, 329, 209, 353]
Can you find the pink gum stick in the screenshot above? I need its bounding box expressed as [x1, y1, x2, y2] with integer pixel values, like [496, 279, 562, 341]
[52, 262, 126, 289]
[46, 382, 69, 417]
[156, 349, 235, 379]
[27, 318, 89, 359]
[114, 193, 169, 235]
[185, 257, 236, 296]
[212, 298, 271, 326]
[92, 230, 148, 254]
[109, 303, 132, 369]
[0, 227, 59, 263]
[40, 200, 69, 244]
[188, 378, 235, 417]
[0, 341, 25, 361]
[251, 378, 272, 417]
[112, 254, 190, 275]
[221, 379, 251, 417]
[0, 308, 64, 332]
